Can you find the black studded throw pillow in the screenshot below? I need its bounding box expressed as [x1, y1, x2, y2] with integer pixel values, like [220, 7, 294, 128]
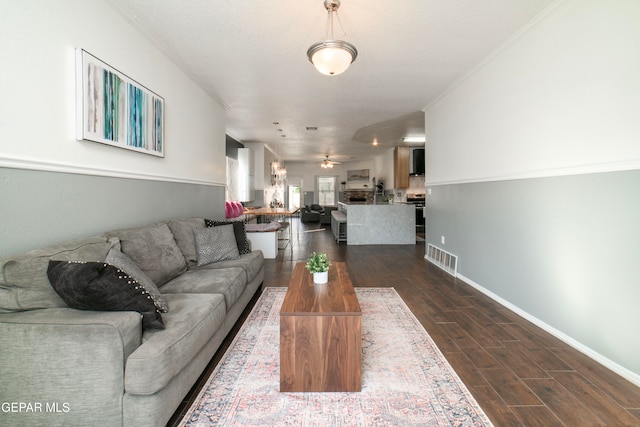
[105, 248, 169, 313]
[46, 260, 164, 330]
[204, 219, 251, 255]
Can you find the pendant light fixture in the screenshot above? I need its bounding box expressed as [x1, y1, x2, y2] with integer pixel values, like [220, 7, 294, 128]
[307, 0, 358, 76]
[271, 122, 287, 185]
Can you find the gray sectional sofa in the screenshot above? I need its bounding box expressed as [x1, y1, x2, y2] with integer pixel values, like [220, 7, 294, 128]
[0, 217, 264, 427]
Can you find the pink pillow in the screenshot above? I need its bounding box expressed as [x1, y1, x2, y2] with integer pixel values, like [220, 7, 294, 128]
[225, 201, 232, 219]
[234, 201, 243, 217]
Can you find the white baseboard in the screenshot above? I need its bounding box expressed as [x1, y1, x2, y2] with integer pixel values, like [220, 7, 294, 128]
[423, 256, 640, 388]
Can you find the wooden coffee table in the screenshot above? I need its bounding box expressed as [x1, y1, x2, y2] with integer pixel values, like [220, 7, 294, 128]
[280, 262, 362, 392]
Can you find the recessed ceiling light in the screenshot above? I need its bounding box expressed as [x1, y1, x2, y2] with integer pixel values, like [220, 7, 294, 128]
[403, 136, 426, 143]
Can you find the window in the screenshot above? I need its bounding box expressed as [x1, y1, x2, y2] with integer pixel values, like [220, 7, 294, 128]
[316, 176, 337, 206]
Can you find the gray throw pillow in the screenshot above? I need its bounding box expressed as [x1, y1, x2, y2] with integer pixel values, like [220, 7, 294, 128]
[204, 219, 251, 255]
[193, 225, 240, 266]
[105, 248, 169, 313]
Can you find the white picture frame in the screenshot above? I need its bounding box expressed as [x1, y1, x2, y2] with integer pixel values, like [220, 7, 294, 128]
[76, 48, 164, 157]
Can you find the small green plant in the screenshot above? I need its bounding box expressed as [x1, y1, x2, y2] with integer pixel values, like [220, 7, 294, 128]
[306, 252, 331, 273]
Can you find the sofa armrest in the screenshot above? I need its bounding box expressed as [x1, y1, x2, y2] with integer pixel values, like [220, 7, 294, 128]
[0, 308, 141, 426]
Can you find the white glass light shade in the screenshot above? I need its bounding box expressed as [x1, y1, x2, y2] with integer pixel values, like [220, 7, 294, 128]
[307, 40, 357, 76]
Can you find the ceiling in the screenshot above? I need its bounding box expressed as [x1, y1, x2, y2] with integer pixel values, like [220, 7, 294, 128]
[108, 0, 556, 164]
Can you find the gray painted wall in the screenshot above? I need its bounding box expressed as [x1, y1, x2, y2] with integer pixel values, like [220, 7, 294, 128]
[425, 169, 640, 378]
[0, 167, 225, 258]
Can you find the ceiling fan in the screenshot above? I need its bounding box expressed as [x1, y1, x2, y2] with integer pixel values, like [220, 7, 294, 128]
[321, 155, 341, 169]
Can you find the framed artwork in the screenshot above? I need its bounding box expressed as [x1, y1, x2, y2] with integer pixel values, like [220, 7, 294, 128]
[76, 48, 164, 157]
[347, 169, 369, 182]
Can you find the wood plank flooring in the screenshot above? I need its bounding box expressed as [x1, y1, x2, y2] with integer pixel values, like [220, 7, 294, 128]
[168, 219, 640, 426]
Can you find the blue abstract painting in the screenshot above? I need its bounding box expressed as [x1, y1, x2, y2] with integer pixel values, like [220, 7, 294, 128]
[77, 49, 164, 157]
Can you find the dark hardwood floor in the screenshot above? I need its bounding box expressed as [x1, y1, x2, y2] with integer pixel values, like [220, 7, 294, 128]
[168, 218, 640, 426]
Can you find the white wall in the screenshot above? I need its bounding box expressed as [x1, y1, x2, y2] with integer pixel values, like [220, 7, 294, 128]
[426, 0, 640, 185]
[0, 0, 226, 185]
[373, 148, 395, 191]
[0, 1, 228, 256]
[424, 0, 640, 384]
[284, 150, 394, 193]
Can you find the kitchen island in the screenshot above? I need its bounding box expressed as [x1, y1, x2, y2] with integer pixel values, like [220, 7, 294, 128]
[338, 202, 415, 245]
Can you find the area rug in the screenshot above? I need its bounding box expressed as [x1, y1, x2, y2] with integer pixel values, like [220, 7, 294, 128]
[180, 287, 493, 426]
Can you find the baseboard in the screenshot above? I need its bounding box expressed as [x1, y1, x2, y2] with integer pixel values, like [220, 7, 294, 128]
[428, 260, 640, 387]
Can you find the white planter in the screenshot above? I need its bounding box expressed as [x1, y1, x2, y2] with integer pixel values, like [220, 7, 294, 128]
[313, 271, 328, 284]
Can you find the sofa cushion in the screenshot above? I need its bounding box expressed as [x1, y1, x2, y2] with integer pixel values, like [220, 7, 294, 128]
[166, 217, 205, 268]
[105, 248, 168, 313]
[47, 261, 164, 330]
[195, 250, 264, 285]
[106, 223, 187, 287]
[205, 219, 251, 255]
[160, 267, 246, 312]
[193, 225, 239, 266]
[124, 293, 226, 395]
[0, 236, 120, 312]
[300, 208, 321, 223]
[0, 307, 142, 365]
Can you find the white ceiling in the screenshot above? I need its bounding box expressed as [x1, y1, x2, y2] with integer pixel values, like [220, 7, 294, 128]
[108, 0, 556, 164]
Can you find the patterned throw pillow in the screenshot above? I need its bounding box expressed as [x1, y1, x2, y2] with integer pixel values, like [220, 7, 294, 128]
[193, 225, 240, 266]
[204, 219, 251, 255]
[46, 260, 164, 330]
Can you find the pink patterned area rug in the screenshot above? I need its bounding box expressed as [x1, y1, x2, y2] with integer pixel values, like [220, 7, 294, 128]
[180, 287, 493, 426]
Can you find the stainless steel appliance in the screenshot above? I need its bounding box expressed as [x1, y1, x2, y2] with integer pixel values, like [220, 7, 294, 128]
[406, 193, 425, 232]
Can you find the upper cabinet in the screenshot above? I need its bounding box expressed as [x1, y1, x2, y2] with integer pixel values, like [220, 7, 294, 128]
[237, 148, 255, 202]
[409, 148, 425, 176]
[394, 147, 410, 189]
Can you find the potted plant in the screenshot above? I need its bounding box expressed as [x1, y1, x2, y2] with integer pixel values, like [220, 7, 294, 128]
[306, 252, 331, 284]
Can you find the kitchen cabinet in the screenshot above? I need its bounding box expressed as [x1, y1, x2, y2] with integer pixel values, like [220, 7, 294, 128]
[237, 148, 255, 202]
[394, 147, 409, 189]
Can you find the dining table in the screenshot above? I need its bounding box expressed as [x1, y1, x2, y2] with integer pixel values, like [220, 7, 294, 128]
[243, 207, 300, 245]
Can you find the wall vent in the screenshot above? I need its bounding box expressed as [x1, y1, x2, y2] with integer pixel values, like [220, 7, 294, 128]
[427, 244, 458, 276]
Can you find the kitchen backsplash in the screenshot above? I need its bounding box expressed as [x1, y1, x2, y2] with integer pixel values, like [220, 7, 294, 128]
[393, 176, 426, 201]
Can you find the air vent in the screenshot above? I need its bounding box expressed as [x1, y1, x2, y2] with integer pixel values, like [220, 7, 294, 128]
[427, 244, 458, 276]
[306, 126, 318, 131]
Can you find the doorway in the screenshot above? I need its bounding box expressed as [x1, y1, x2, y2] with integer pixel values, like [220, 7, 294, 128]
[288, 185, 301, 211]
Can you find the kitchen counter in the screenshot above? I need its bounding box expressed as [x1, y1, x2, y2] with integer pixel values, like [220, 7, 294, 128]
[340, 203, 415, 245]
